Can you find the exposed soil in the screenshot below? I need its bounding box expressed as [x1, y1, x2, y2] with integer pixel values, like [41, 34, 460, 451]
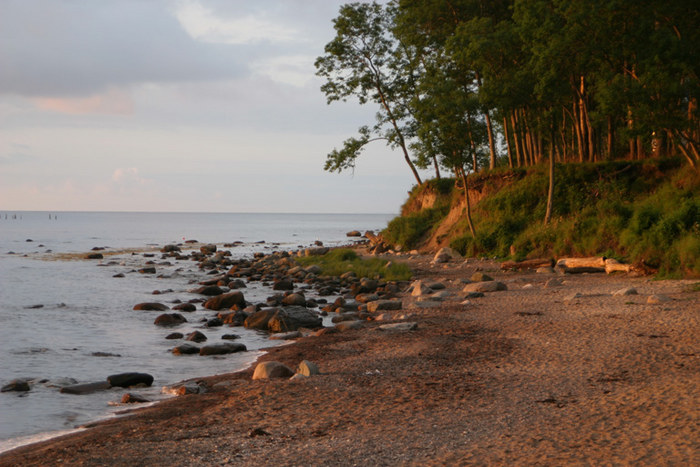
[1, 254, 698, 466]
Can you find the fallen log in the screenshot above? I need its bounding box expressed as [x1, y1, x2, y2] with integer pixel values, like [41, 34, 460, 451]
[604, 258, 634, 274]
[555, 257, 606, 274]
[501, 258, 555, 271]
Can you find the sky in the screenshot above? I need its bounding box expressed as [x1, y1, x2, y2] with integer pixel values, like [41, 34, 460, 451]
[0, 0, 428, 214]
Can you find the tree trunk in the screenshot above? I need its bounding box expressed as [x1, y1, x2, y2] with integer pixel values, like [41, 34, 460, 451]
[544, 129, 555, 226]
[607, 115, 614, 159]
[503, 116, 514, 168]
[432, 155, 441, 179]
[511, 111, 523, 167]
[573, 100, 584, 162]
[475, 71, 497, 169]
[456, 165, 476, 238]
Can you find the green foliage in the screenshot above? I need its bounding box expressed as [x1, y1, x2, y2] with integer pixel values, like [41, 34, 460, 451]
[383, 205, 449, 249]
[295, 248, 412, 281]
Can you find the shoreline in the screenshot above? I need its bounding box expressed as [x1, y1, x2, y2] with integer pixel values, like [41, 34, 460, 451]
[1, 250, 698, 465]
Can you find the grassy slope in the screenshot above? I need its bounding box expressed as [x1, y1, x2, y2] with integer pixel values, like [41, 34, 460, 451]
[383, 159, 700, 277]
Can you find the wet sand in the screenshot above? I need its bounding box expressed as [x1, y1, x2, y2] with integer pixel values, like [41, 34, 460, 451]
[1, 254, 698, 466]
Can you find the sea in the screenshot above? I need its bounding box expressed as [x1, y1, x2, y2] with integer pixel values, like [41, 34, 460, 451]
[0, 211, 393, 453]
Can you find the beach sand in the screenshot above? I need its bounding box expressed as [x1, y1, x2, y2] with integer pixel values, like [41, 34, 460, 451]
[1, 253, 698, 466]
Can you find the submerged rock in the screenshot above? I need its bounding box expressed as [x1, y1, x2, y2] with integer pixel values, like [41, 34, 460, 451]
[107, 372, 154, 388]
[60, 381, 112, 395]
[133, 302, 169, 311]
[154, 313, 187, 326]
[199, 342, 247, 356]
[1, 379, 31, 392]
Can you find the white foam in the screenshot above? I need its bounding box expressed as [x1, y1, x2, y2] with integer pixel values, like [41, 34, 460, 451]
[0, 427, 85, 454]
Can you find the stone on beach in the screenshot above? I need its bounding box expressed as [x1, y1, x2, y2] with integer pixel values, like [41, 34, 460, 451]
[267, 306, 322, 333]
[462, 281, 507, 293]
[189, 285, 225, 296]
[172, 343, 200, 355]
[121, 393, 151, 404]
[154, 313, 187, 326]
[613, 287, 638, 296]
[297, 360, 320, 377]
[470, 272, 493, 282]
[60, 381, 112, 395]
[335, 320, 364, 331]
[410, 280, 432, 296]
[379, 322, 418, 331]
[107, 373, 154, 388]
[647, 294, 672, 304]
[366, 300, 402, 312]
[432, 247, 461, 264]
[203, 291, 246, 311]
[1, 379, 31, 392]
[269, 331, 302, 340]
[252, 361, 295, 380]
[199, 342, 246, 356]
[133, 302, 169, 311]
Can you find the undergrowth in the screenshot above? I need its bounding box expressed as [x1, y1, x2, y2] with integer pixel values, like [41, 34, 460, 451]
[295, 248, 412, 281]
[383, 158, 699, 277]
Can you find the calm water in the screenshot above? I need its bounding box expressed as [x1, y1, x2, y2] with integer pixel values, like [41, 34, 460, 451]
[0, 211, 392, 452]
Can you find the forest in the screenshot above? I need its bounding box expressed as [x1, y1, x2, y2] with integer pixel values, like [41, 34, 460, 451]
[315, 0, 699, 276]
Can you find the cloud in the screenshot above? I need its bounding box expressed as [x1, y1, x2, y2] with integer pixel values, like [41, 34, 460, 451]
[174, 1, 301, 45]
[250, 55, 316, 87]
[0, 0, 244, 97]
[33, 88, 134, 115]
[112, 167, 149, 185]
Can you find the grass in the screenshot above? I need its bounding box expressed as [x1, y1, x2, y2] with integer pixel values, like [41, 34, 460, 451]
[383, 158, 699, 277]
[295, 248, 412, 281]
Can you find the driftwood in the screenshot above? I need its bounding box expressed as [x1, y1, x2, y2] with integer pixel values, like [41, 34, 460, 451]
[501, 258, 554, 271]
[555, 257, 635, 274]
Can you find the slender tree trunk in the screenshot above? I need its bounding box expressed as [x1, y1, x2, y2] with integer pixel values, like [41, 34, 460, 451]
[573, 100, 584, 162]
[544, 129, 555, 226]
[511, 111, 523, 167]
[456, 165, 476, 238]
[503, 116, 514, 168]
[475, 71, 497, 169]
[607, 115, 614, 159]
[466, 115, 478, 172]
[432, 155, 441, 179]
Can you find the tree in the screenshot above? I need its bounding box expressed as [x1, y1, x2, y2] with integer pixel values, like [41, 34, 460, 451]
[315, 2, 423, 185]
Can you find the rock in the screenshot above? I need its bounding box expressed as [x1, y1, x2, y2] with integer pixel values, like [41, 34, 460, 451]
[228, 279, 246, 289]
[113, 273, 125, 278]
[297, 360, 320, 377]
[165, 332, 183, 340]
[431, 290, 453, 299]
[199, 342, 247, 356]
[335, 320, 364, 331]
[161, 244, 181, 253]
[107, 372, 154, 388]
[647, 294, 672, 304]
[86, 253, 103, 259]
[244, 308, 279, 330]
[536, 267, 555, 274]
[186, 331, 208, 343]
[426, 281, 446, 290]
[357, 278, 378, 293]
[314, 327, 338, 336]
[305, 265, 322, 275]
[1, 379, 31, 392]
[121, 393, 151, 403]
[60, 381, 112, 395]
[133, 302, 169, 311]
[205, 318, 223, 327]
[470, 272, 493, 282]
[269, 331, 301, 340]
[613, 287, 638, 296]
[189, 285, 224, 296]
[162, 383, 201, 395]
[154, 313, 187, 326]
[410, 280, 432, 297]
[305, 247, 329, 256]
[544, 278, 563, 288]
[432, 247, 461, 264]
[267, 306, 323, 333]
[272, 279, 294, 291]
[203, 291, 246, 311]
[464, 292, 485, 298]
[366, 300, 402, 312]
[219, 310, 248, 326]
[172, 343, 200, 355]
[200, 244, 217, 255]
[355, 293, 379, 303]
[221, 334, 241, 340]
[173, 303, 196, 312]
[138, 267, 156, 274]
[346, 230, 362, 237]
[332, 313, 359, 323]
[462, 282, 507, 293]
[282, 293, 306, 307]
[379, 322, 418, 331]
[252, 361, 295, 380]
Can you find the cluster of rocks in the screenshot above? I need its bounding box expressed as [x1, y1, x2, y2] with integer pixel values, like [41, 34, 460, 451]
[2, 372, 154, 396]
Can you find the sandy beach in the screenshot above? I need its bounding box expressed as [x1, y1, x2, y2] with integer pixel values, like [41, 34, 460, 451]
[1, 252, 698, 466]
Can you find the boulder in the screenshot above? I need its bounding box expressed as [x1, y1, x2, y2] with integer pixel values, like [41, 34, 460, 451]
[346, 230, 362, 237]
[86, 253, 103, 259]
[297, 360, 320, 377]
[1, 379, 31, 392]
[462, 281, 507, 293]
[107, 372, 154, 388]
[200, 244, 217, 255]
[121, 393, 151, 403]
[221, 334, 241, 340]
[272, 279, 294, 291]
[282, 293, 306, 307]
[470, 272, 493, 282]
[203, 291, 246, 311]
[161, 244, 181, 253]
[252, 361, 295, 380]
[133, 302, 169, 311]
[366, 300, 402, 312]
[379, 322, 418, 331]
[219, 310, 248, 326]
[305, 247, 329, 256]
[165, 332, 184, 340]
[244, 308, 279, 331]
[269, 331, 302, 340]
[172, 343, 200, 355]
[173, 303, 196, 312]
[186, 331, 208, 343]
[647, 294, 672, 304]
[613, 287, 638, 296]
[335, 320, 364, 331]
[189, 285, 224, 296]
[268, 307, 323, 333]
[410, 280, 432, 297]
[432, 247, 461, 264]
[154, 313, 187, 326]
[199, 342, 247, 356]
[60, 381, 112, 395]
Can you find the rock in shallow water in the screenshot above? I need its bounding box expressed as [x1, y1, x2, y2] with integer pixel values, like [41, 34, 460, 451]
[1, 379, 31, 392]
[60, 381, 112, 395]
[133, 302, 169, 311]
[107, 372, 154, 388]
[199, 342, 246, 356]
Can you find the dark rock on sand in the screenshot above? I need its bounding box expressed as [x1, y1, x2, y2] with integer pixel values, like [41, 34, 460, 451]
[173, 303, 196, 312]
[273, 279, 294, 291]
[86, 253, 103, 259]
[165, 332, 184, 340]
[107, 372, 154, 388]
[154, 313, 187, 326]
[203, 291, 246, 311]
[160, 245, 181, 253]
[268, 306, 322, 333]
[121, 393, 151, 403]
[199, 342, 247, 356]
[189, 285, 224, 296]
[133, 302, 169, 311]
[252, 361, 294, 380]
[138, 267, 156, 274]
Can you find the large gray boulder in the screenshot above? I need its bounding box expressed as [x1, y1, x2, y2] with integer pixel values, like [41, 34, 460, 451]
[199, 342, 247, 356]
[107, 372, 154, 388]
[267, 306, 322, 333]
[252, 361, 294, 380]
